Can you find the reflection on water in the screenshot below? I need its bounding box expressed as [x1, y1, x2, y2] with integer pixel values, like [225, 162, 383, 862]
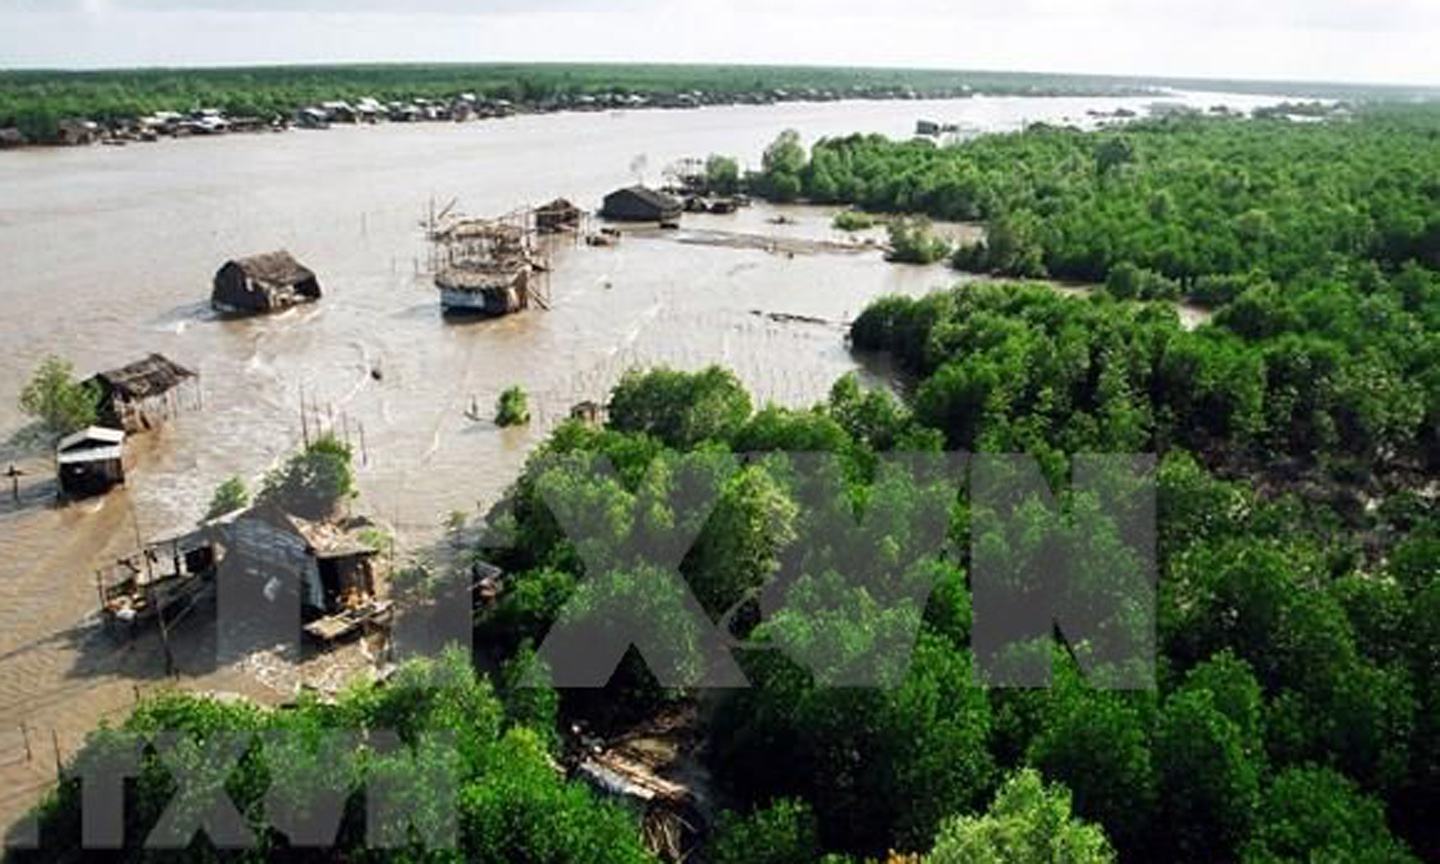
[0, 90, 1279, 827]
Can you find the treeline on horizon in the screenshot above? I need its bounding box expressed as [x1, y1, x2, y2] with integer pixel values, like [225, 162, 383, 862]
[2, 60, 1437, 143]
[0, 62, 1113, 140]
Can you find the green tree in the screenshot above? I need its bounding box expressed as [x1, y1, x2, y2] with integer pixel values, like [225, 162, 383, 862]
[608, 366, 752, 448]
[1153, 688, 1262, 861]
[19, 355, 100, 437]
[886, 217, 952, 265]
[256, 433, 355, 519]
[705, 154, 741, 195]
[1027, 680, 1157, 858]
[761, 129, 808, 202]
[1242, 767, 1418, 864]
[709, 798, 822, 864]
[496, 385, 531, 427]
[929, 769, 1116, 864]
[204, 475, 249, 520]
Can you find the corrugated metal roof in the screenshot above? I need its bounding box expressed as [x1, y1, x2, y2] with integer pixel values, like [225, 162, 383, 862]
[58, 426, 125, 452]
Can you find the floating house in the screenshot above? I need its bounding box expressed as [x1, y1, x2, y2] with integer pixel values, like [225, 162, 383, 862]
[535, 198, 584, 234]
[212, 250, 322, 315]
[56, 426, 126, 498]
[601, 186, 684, 223]
[86, 354, 197, 433]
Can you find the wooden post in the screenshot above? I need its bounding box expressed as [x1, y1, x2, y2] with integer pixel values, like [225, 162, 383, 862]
[94, 570, 107, 624]
[50, 729, 62, 780]
[359, 423, 369, 467]
[155, 584, 176, 679]
[5, 465, 21, 503]
[300, 390, 310, 448]
[20, 722, 31, 763]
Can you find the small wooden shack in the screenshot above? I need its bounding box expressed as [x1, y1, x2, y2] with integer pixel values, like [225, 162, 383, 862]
[217, 506, 389, 646]
[601, 186, 683, 223]
[535, 198, 584, 234]
[212, 251, 322, 315]
[86, 354, 197, 433]
[569, 400, 607, 425]
[57, 426, 126, 498]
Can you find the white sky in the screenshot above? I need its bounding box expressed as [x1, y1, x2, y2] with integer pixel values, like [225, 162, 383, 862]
[1, 0, 1437, 86]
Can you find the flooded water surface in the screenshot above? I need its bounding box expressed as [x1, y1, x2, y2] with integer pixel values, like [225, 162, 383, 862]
[0, 89, 1281, 827]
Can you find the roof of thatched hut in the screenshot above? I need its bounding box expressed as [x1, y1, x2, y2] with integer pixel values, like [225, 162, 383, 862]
[612, 185, 682, 211]
[228, 250, 317, 289]
[537, 198, 582, 216]
[91, 354, 195, 402]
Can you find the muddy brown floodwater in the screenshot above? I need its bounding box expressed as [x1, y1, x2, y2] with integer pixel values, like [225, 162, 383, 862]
[0, 89, 1284, 833]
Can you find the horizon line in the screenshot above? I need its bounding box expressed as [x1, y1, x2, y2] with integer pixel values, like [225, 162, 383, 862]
[1, 59, 1437, 94]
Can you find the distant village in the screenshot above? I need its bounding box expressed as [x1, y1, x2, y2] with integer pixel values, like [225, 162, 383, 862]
[1, 82, 995, 148]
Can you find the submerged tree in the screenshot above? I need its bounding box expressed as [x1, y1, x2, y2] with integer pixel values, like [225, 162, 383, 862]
[496, 385, 531, 427]
[256, 433, 355, 519]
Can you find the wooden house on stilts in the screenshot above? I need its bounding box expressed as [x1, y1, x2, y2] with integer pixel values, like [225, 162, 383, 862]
[85, 354, 199, 433]
[428, 207, 551, 317]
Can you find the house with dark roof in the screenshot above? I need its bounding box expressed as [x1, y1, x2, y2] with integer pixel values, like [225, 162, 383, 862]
[212, 250, 322, 315]
[601, 185, 683, 223]
[85, 354, 197, 433]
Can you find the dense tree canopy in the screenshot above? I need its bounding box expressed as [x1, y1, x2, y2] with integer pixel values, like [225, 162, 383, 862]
[16, 106, 1440, 864]
[752, 109, 1440, 305]
[11, 651, 654, 863]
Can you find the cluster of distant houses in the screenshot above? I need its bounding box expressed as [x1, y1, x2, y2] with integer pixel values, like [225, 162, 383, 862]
[0, 82, 977, 150]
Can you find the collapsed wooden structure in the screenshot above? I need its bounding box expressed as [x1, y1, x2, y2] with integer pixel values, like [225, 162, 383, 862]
[570, 706, 708, 862]
[212, 250, 322, 316]
[576, 751, 701, 861]
[86, 353, 198, 433]
[98, 527, 220, 631]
